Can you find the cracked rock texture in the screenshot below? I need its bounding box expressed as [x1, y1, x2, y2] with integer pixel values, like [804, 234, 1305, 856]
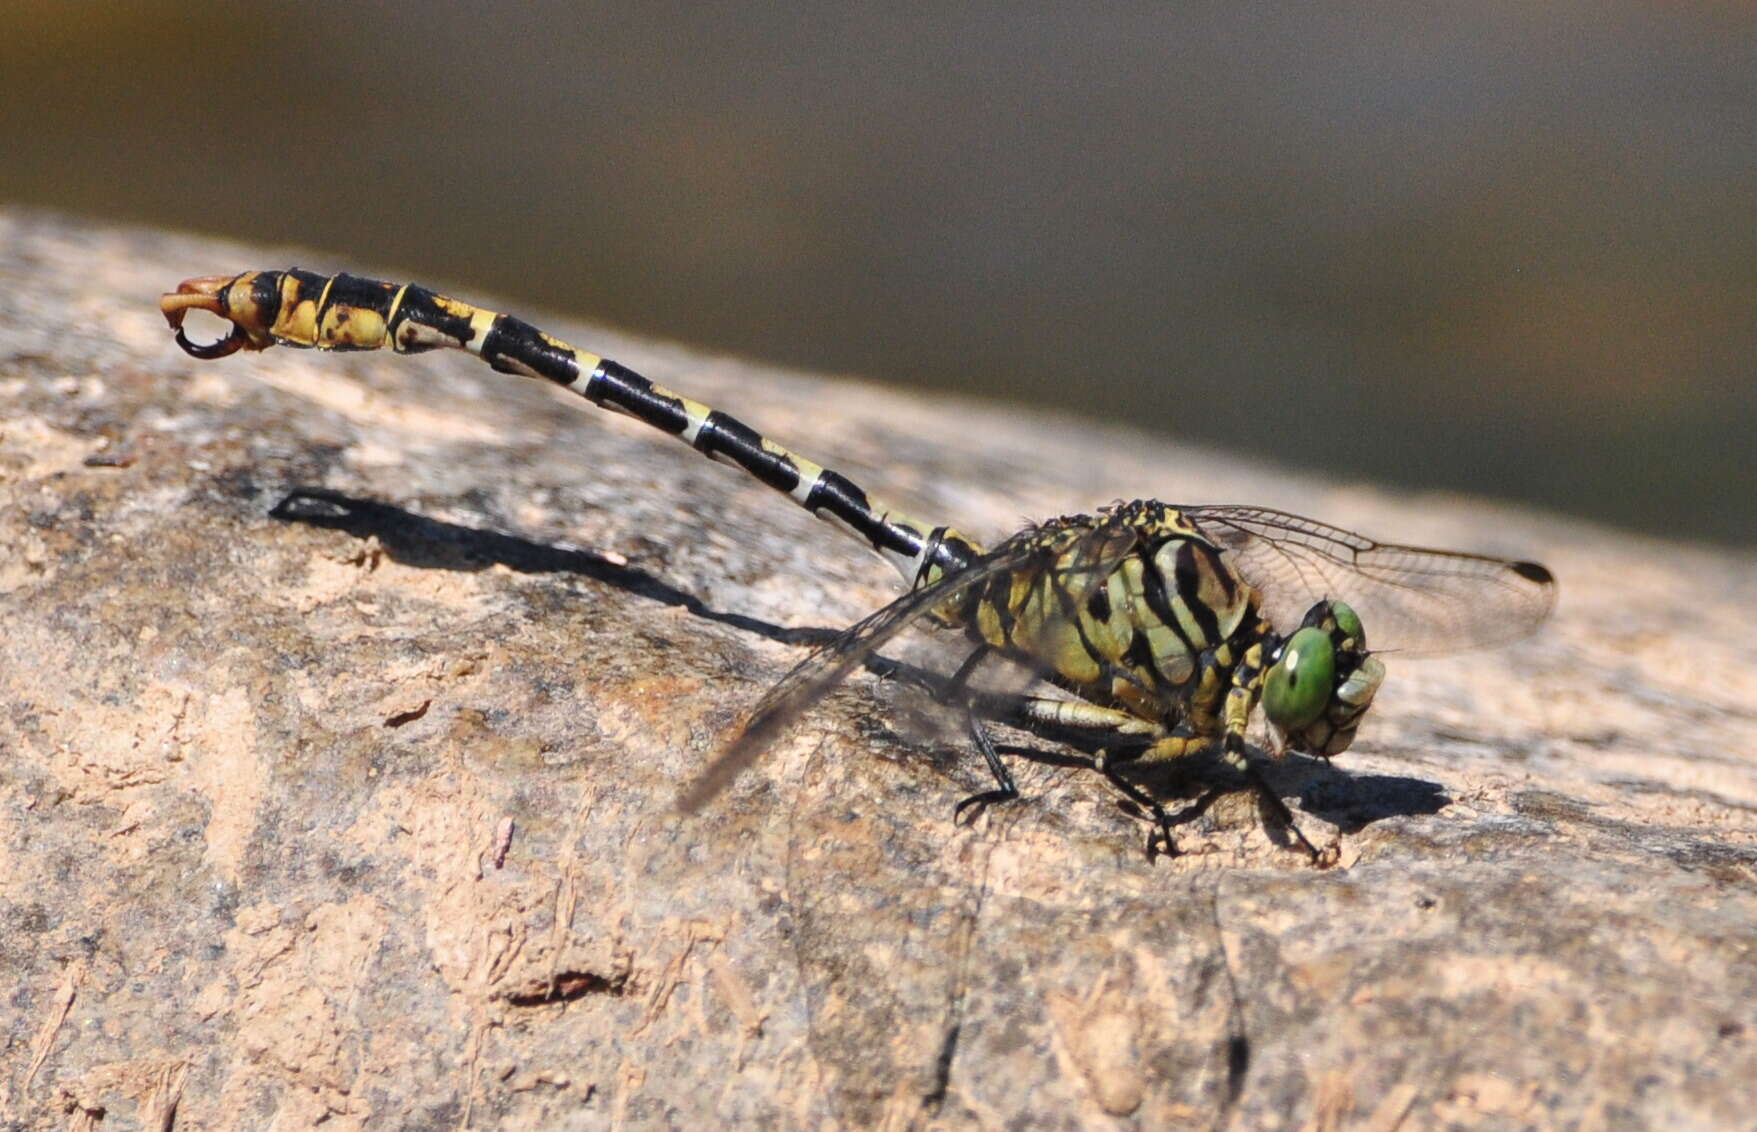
[3, 209, 1755, 1129]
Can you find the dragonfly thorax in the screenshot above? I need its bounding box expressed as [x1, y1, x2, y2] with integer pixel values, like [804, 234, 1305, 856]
[962, 503, 1265, 723]
[951, 501, 1389, 757]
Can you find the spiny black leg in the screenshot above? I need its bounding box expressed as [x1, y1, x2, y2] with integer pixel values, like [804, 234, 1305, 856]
[1224, 735, 1322, 863]
[1248, 768, 1322, 863]
[953, 710, 1018, 824]
[941, 645, 992, 702]
[1096, 751, 1178, 861]
[938, 646, 1017, 823]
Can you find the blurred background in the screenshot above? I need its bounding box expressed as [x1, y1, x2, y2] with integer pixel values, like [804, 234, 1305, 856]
[4, 1, 1751, 543]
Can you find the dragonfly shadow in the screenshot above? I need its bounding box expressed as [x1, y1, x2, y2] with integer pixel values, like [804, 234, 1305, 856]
[1289, 764, 1450, 832]
[267, 487, 836, 650]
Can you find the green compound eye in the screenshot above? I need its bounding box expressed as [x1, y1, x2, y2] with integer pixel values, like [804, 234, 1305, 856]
[1263, 626, 1337, 732]
[1331, 600, 1364, 647]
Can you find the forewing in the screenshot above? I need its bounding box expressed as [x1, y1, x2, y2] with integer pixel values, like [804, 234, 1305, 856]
[1182, 505, 1556, 653]
[676, 537, 1041, 812]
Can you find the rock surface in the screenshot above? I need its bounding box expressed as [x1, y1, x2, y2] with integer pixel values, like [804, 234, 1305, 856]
[2, 209, 1754, 1129]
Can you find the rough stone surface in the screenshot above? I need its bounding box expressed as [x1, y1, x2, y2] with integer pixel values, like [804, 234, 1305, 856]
[2, 208, 1754, 1129]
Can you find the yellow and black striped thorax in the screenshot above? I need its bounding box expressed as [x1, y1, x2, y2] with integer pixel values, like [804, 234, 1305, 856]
[963, 501, 1261, 721]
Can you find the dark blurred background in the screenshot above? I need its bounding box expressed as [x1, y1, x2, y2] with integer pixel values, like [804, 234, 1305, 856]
[5, 2, 1751, 542]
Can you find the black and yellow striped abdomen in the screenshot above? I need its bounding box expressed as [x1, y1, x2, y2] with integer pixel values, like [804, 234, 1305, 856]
[162, 269, 981, 594]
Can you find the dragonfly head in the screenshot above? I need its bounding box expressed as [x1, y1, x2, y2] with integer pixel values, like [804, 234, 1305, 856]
[1261, 599, 1386, 757]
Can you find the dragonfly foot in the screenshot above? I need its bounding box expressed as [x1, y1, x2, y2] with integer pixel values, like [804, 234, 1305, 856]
[953, 787, 1016, 825]
[1143, 815, 1178, 863]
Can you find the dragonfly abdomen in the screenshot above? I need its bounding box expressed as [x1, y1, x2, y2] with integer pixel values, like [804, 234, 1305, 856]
[162, 269, 981, 590]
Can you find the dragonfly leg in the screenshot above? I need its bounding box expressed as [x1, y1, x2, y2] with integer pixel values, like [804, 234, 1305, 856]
[1003, 696, 1161, 744]
[992, 696, 1192, 857]
[952, 709, 1019, 824]
[1096, 727, 1222, 860]
[1218, 733, 1323, 863]
[941, 646, 1020, 822]
[1213, 665, 1326, 863]
[1044, 691, 1322, 862]
[1090, 762, 1180, 861]
[940, 644, 993, 702]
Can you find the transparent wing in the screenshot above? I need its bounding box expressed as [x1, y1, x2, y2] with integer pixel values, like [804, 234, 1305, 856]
[1182, 505, 1556, 654]
[677, 515, 1140, 812]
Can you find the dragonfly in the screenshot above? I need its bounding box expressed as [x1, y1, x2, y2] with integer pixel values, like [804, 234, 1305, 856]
[162, 269, 1556, 858]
